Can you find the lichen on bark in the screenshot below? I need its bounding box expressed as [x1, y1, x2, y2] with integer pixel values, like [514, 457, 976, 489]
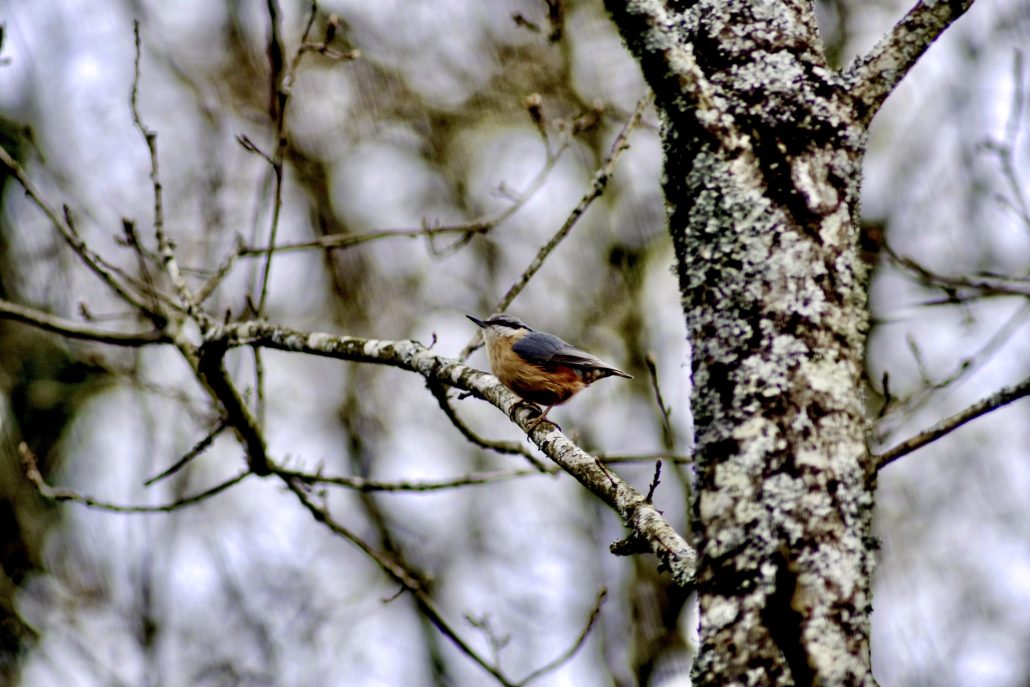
[606, 0, 881, 684]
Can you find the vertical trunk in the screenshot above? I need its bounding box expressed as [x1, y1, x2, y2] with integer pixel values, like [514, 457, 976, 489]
[606, 1, 877, 684]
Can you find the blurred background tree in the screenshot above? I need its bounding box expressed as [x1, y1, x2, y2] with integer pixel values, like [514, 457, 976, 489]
[0, 0, 1027, 685]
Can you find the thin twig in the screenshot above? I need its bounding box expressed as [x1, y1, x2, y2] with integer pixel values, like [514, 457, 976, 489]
[21, 442, 250, 513]
[0, 297, 167, 346]
[240, 137, 573, 259]
[645, 352, 675, 448]
[645, 460, 662, 503]
[143, 418, 230, 486]
[196, 235, 245, 304]
[515, 588, 606, 686]
[426, 378, 551, 471]
[254, 0, 292, 315]
[593, 452, 692, 465]
[876, 301, 1030, 440]
[986, 51, 1030, 232]
[251, 2, 322, 424]
[275, 465, 549, 492]
[241, 220, 501, 255]
[873, 376, 1030, 473]
[0, 145, 160, 319]
[281, 477, 518, 686]
[884, 240, 1030, 298]
[130, 21, 204, 326]
[459, 92, 653, 360]
[119, 218, 163, 317]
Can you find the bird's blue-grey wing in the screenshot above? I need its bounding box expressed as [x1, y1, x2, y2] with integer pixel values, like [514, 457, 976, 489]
[512, 332, 609, 369]
[511, 331, 569, 364]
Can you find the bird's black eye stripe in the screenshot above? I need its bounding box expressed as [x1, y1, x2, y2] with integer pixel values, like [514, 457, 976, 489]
[487, 315, 527, 330]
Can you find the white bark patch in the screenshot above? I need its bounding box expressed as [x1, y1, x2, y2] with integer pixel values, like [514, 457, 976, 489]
[791, 155, 839, 214]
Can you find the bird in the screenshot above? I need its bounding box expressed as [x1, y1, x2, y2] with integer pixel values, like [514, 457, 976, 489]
[466, 314, 632, 430]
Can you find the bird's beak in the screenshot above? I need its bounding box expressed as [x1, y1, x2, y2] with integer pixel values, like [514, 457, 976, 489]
[466, 315, 487, 328]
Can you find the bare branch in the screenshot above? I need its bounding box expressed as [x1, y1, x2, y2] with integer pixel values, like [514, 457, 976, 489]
[459, 92, 653, 360]
[873, 376, 1030, 473]
[645, 352, 675, 449]
[254, 0, 292, 316]
[275, 465, 550, 492]
[133, 27, 277, 479]
[281, 478, 519, 687]
[240, 135, 573, 259]
[196, 235, 245, 304]
[874, 301, 1030, 438]
[884, 239, 1030, 298]
[130, 21, 204, 325]
[645, 460, 662, 503]
[426, 378, 551, 471]
[0, 145, 161, 319]
[220, 319, 698, 584]
[241, 218, 505, 256]
[593, 452, 692, 465]
[144, 417, 230, 486]
[514, 588, 606, 686]
[193, 338, 272, 475]
[983, 52, 1030, 233]
[0, 297, 167, 346]
[21, 442, 250, 513]
[845, 0, 976, 127]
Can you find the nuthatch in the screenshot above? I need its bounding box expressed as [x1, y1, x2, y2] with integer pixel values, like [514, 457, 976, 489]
[467, 314, 632, 430]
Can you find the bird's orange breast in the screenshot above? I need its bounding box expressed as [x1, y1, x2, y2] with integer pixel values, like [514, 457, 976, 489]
[487, 337, 585, 406]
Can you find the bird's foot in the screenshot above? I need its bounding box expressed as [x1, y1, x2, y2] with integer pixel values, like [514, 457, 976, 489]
[508, 400, 541, 422]
[526, 413, 561, 433]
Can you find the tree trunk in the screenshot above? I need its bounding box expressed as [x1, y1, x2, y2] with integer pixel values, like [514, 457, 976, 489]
[606, 1, 881, 684]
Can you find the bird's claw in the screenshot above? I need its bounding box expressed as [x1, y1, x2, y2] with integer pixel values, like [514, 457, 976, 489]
[527, 415, 561, 433]
[509, 400, 540, 422]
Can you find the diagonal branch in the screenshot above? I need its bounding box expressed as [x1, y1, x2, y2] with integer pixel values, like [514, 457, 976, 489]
[602, 0, 701, 116]
[873, 375, 1030, 473]
[426, 378, 550, 471]
[220, 319, 698, 585]
[459, 92, 653, 360]
[192, 338, 272, 475]
[281, 477, 519, 686]
[0, 145, 163, 320]
[845, 0, 976, 127]
[514, 588, 607, 686]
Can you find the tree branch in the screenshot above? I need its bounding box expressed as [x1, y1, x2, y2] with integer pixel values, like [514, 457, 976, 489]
[873, 376, 1030, 473]
[281, 477, 519, 686]
[144, 417, 229, 486]
[240, 131, 572, 259]
[131, 21, 201, 326]
[845, 0, 976, 126]
[459, 91, 653, 360]
[21, 442, 250, 513]
[0, 145, 163, 319]
[220, 319, 697, 584]
[0, 297, 167, 346]
[274, 466, 550, 492]
[426, 378, 551, 471]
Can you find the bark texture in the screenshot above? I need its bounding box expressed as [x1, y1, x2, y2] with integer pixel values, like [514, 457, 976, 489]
[607, 1, 874, 684]
[607, 0, 975, 682]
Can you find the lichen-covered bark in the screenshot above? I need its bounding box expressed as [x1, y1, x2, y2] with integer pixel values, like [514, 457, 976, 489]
[606, 1, 879, 684]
